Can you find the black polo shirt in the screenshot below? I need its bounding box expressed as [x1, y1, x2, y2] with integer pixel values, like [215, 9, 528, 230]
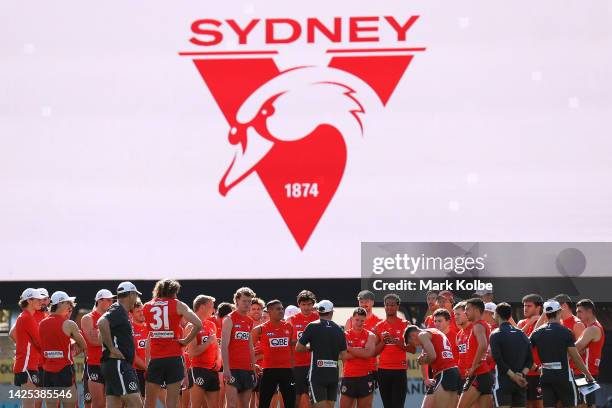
[101, 302, 135, 365]
[530, 322, 574, 383]
[490, 322, 533, 385]
[298, 318, 346, 384]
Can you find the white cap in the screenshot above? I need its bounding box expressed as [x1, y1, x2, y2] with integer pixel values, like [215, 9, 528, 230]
[484, 302, 497, 313]
[475, 289, 493, 296]
[50, 291, 76, 305]
[95, 289, 115, 301]
[37, 288, 49, 298]
[20, 288, 46, 301]
[543, 300, 562, 313]
[315, 300, 334, 313]
[284, 305, 300, 320]
[116, 281, 142, 295]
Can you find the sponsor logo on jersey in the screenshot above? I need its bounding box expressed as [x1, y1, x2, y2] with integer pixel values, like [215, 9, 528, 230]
[44, 350, 64, 359]
[269, 337, 289, 347]
[235, 331, 250, 340]
[150, 330, 175, 339]
[316, 359, 338, 368]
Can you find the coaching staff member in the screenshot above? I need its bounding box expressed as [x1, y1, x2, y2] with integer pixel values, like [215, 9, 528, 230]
[530, 300, 593, 408]
[490, 302, 532, 408]
[296, 300, 347, 408]
[98, 282, 143, 408]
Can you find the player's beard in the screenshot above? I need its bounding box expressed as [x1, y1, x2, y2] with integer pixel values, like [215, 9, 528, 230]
[40, 305, 48, 312]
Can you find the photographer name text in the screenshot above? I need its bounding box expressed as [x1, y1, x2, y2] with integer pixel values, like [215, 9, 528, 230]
[371, 279, 493, 292]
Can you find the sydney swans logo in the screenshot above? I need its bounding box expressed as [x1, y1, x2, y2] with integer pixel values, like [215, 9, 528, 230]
[180, 16, 426, 249]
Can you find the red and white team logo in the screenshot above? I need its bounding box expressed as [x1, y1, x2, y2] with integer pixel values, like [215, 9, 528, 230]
[181, 16, 425, 248]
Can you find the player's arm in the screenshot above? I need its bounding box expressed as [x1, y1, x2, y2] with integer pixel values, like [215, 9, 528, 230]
[249, 329, 256, 371]
[572, 320, 586, 340]
[373, 331, 385, 356]
[186, 323, 199, 357]
[177, 301, 202, 346]
[568, 346, 594, 382]
[24, 317, 41, 352]
[362, 332, 377, 357]
[81, 314, 101, 346]
[338, 329, 348, 361]
[521, 333, 533, 376]
[221, 316, 232, 378]
[348, 333, 376, 359]
[420, 364, 430, 380]
[344, 317, 352, 331]
[417, 332, 436, 365]
[534, 313, 547, 329]
[145, 331, 151, 365]
[64, 320, 87, 354]
[575, 326, 598, 353]
[250, 325, 262, 346]
[97, 316, 123, 359]
[133, 353, 146, 370]
[467, 323, 487, 376]
[295, 324, 312, 353]
[9, 323, 17, 344]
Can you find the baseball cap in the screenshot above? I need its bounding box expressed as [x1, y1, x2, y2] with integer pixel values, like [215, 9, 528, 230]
[475, 289, 493, 296]
[116, 281, 142, 295]
[284, 305, 299, 320]
[20, 288, 46, 301]
[543, 300, 562, 313]
[95, 289, 115, 301]
[357, 290, 375, 301]
[484, 302, 497, 313]
[50, 291, 76, 305]
[37, 288, 49, 298]
[315, 300, 334, 313]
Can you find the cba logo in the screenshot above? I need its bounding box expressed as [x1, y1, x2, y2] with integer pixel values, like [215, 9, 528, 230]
[129, 382, 138, 391]
[182, 16, 425, 249]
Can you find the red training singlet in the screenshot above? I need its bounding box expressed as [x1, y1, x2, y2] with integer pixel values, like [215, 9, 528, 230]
[373, 318, 409, 370]
[518, 318, 541, 377]
[192, 319, 218, 369]
[344, 328, 372, 377]
[428, 328, 457, 376]
[227, 311, 253, 370]
[143, 297, 183, 359]
[13, 310, 41, 373]
[83, 310, 103, 365]
[465, 320, 490, 375]
[259, 320, 293, 369]
[364, 313, 382, 332]
[585, 321, 605, 376]
[456, 324, 473, 378]
[131, 321, 148, 369]
[39, 314, 73, 372]
[289, 311, 319, 367]
[562, 314, 583, 374]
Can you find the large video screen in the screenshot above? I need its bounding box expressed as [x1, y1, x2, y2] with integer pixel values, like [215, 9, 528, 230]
[1, 2, 611, 280]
